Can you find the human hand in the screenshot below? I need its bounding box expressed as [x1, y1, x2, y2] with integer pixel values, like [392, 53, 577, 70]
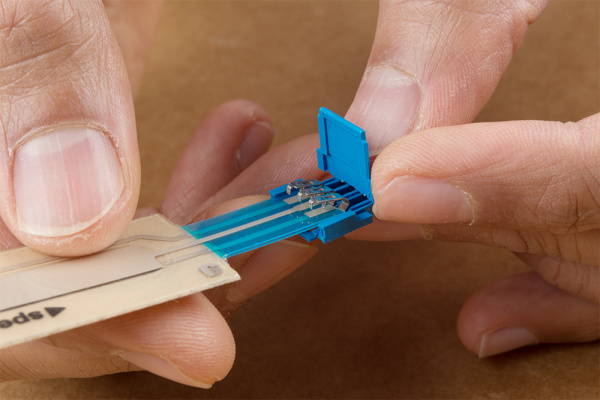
[365, 114, 600, 357]
[0, 0, 163, 256]
[220, 0, 598, 359]
[218, 0, 555, 238]
[0, 100, 318, 386]
[0, 2, 317, 386]
[342, 0, 599, 356]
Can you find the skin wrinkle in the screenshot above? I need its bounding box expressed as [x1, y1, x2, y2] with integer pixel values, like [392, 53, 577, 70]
[495, 228, 531, 254]
[557, 124, 600, 232]
[573, 262, 589, 300]
[0, 40, 71, 89]
[394, 0, 541, 127]
[0, 9, 93, 71]
[547, 259, 568, 292]
[535, 257, 597, 303]
[0, 342, 137, 382]
[531, 174, 565, 231]
[0, 0, 39, 35]
[421, 3, 445, 76]
[0, 16, 106, 147]
[431, 222, 599, 265]
[0, 347, 32, 381]
[581, 165, 600, 212]
[46, 332, 97, 355]
[378, 1, 512, 81]
[571, 231, 584, 266]
[540, 230, 563, 260]
[575, 121, 600, 226]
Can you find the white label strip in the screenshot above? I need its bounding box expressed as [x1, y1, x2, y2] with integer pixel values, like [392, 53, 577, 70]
[0, 214, 240, 350]
[0, 246, 163, 312]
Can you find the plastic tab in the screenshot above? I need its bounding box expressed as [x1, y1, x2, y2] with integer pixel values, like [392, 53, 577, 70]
[317, 107, 372, 201]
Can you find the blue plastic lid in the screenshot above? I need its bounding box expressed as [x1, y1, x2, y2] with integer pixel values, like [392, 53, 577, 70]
[316, 108, 372, 200]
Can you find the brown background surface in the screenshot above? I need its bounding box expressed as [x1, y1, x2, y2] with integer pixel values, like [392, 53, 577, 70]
[1, 0, 599, 398]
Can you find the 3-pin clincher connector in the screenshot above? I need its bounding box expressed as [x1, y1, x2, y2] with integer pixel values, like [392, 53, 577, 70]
[183, 107, 374, 257]
[269, 107, 374, 243]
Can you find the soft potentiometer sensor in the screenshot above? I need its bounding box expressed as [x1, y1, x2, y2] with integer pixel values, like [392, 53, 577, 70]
[0, 108, 373, 349]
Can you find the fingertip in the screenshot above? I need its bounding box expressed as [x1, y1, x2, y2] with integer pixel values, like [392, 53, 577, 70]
[457, 272, 600, 358]
[162, 100, 274, 224]
[89, 294, 236, 388]
[118, 351, 214, 389]
[477, 327, 539, 358]
[457, 272, 542, 356]
[237, 120, 274, 169]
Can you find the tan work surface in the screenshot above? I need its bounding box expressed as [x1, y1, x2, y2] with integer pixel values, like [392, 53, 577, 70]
[1, 1, 598, 398]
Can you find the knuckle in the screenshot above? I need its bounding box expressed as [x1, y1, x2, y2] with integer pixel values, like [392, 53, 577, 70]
[527, 121, 600, 234]
[573, 121, 600, 230]
[519, 231, 584, 262]
[572, 266, 595, 301]
[492, 230, 573, 263]
[536, 257, 599, 304]
[491, 229, 539, 254]
[575, 129, 600, 230]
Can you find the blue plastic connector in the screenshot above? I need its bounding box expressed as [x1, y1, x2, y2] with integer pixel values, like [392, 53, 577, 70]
[276, 107, 373, 243]
[184, 107, 373, 257]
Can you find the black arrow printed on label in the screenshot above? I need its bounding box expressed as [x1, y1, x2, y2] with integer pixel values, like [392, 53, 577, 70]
[0, 307, 66, 329]
[45, 307, 65, 317]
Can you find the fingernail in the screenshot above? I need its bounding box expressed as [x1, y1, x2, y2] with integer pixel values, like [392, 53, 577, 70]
[346, 66, 421, 155]
[13, 127, 124, 237]
[119, 351, 213, 388]
[479, 327, 540, 358]
[236, 121, 273, 169]
[374, 176, 473, 224]
[226, 240, 318, 303]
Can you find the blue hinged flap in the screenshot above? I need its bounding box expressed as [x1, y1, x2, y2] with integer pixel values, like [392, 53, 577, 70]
[316, 108, 373, 200]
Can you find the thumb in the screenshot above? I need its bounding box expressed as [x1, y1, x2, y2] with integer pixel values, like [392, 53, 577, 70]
[346, 0, 549, 154]
[0, 0, 139, 256]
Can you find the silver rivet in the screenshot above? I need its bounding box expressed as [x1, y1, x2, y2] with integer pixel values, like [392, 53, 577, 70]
[199, 264, 222, 277]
